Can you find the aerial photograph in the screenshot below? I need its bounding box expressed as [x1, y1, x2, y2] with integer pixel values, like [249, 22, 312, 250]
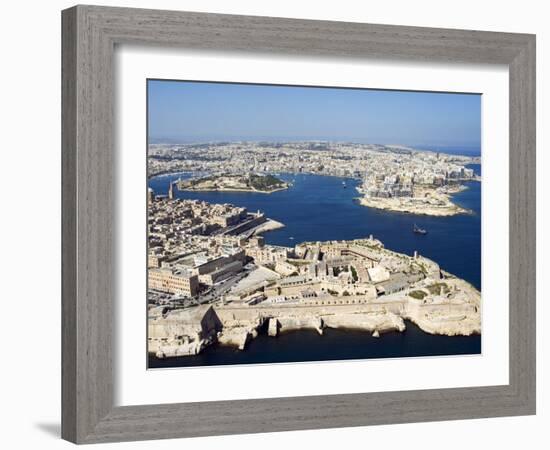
[146, 80, 482, 368]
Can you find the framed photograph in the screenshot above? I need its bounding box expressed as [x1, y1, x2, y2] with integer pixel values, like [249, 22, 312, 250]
[62, 5, 536, 444]
[146, 80, 484, 368]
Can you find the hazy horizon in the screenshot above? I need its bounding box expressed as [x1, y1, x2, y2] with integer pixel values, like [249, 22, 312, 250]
[148, 136, 481, 154]
[148, 80, 481, 152]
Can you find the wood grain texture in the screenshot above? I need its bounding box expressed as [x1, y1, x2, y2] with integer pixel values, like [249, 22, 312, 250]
[61, 7, 77, 443]
[61, 5, 536, 444]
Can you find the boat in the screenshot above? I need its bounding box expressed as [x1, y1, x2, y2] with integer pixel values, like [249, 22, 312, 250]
[289, 236, 295, 240]
[413, 224, 427, 235]
[342, 181, 347, 188]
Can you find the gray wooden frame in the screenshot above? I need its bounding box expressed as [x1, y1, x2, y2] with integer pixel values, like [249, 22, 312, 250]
[62, 4, 536, 444]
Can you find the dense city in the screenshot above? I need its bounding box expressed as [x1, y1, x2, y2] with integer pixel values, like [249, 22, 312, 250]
[147, 142, 481, 359]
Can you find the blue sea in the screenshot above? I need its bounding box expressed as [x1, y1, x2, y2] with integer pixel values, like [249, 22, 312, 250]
[148, 165, 481, 367]
[149, 165, 481, 289]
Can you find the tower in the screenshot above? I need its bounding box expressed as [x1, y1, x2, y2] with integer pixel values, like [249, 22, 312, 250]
[168, 181, 175, 200]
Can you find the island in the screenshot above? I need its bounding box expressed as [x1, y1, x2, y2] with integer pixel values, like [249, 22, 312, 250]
[147, 194, 481, 359]
[356, 148, 480, 216]
[176, 173, 289, 194]
[357, 184, 472, 216]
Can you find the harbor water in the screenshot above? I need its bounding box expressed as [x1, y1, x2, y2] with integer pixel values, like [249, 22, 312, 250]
[148, 164, 482, 367]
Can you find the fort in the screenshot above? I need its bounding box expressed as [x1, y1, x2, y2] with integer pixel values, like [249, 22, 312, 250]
[176, 173, 289, 194]
[357, 181, 476, 216]
[148, 237, 481, 359]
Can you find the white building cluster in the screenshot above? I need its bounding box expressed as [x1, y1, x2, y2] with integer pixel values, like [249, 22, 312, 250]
[148, 141, 479, 182]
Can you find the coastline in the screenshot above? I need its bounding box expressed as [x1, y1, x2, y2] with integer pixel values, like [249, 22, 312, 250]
[357, 197, 471, 216]
[148, 239, 481, 360]
[251, 219, 285, 234]
[149, 169, 361, 183]
[146, 167, 482, 364]
[148, 321, 481, 368]
[149, 294, 481, 358]
[356, 182, 475, 217]
[147, 313, 482, 358]
[175, 173, 291, 195]
[178, 185, 289, 194]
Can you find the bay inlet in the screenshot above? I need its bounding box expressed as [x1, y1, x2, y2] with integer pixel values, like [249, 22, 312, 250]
[148, 164, 481, 367]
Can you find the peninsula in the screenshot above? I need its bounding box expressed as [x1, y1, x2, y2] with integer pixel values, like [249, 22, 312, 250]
[357, 147, 479, 216]
[147, 194, 481, 359]
[357, 184, 472, 216]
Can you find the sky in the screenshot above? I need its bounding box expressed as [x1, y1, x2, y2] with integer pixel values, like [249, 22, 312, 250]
[147, 80, 481, 150]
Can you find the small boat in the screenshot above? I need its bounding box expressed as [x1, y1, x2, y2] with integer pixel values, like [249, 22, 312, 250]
[342, 181, 347, 188]
[289, 236, 295, 240]
[413, 224, 427, 235]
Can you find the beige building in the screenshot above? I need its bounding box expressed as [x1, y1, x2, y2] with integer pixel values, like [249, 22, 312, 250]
[198, 260, 243, 286]
[274, 261, 298, 276]
[148, 268, 199, 296]
[246, 245, 288, 265]
[148, 253, 166, 268]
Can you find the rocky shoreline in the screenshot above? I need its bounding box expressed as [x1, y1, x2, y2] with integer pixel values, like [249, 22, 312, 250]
[180, 186, 288, 194]
[357, 183, 475, 217]
[149, 306, 480, 359]
[251, 219, 285, 235]
[176, 173, 290, 194]
[149, 273, 481, 359]
[357, 197, 470, 216]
